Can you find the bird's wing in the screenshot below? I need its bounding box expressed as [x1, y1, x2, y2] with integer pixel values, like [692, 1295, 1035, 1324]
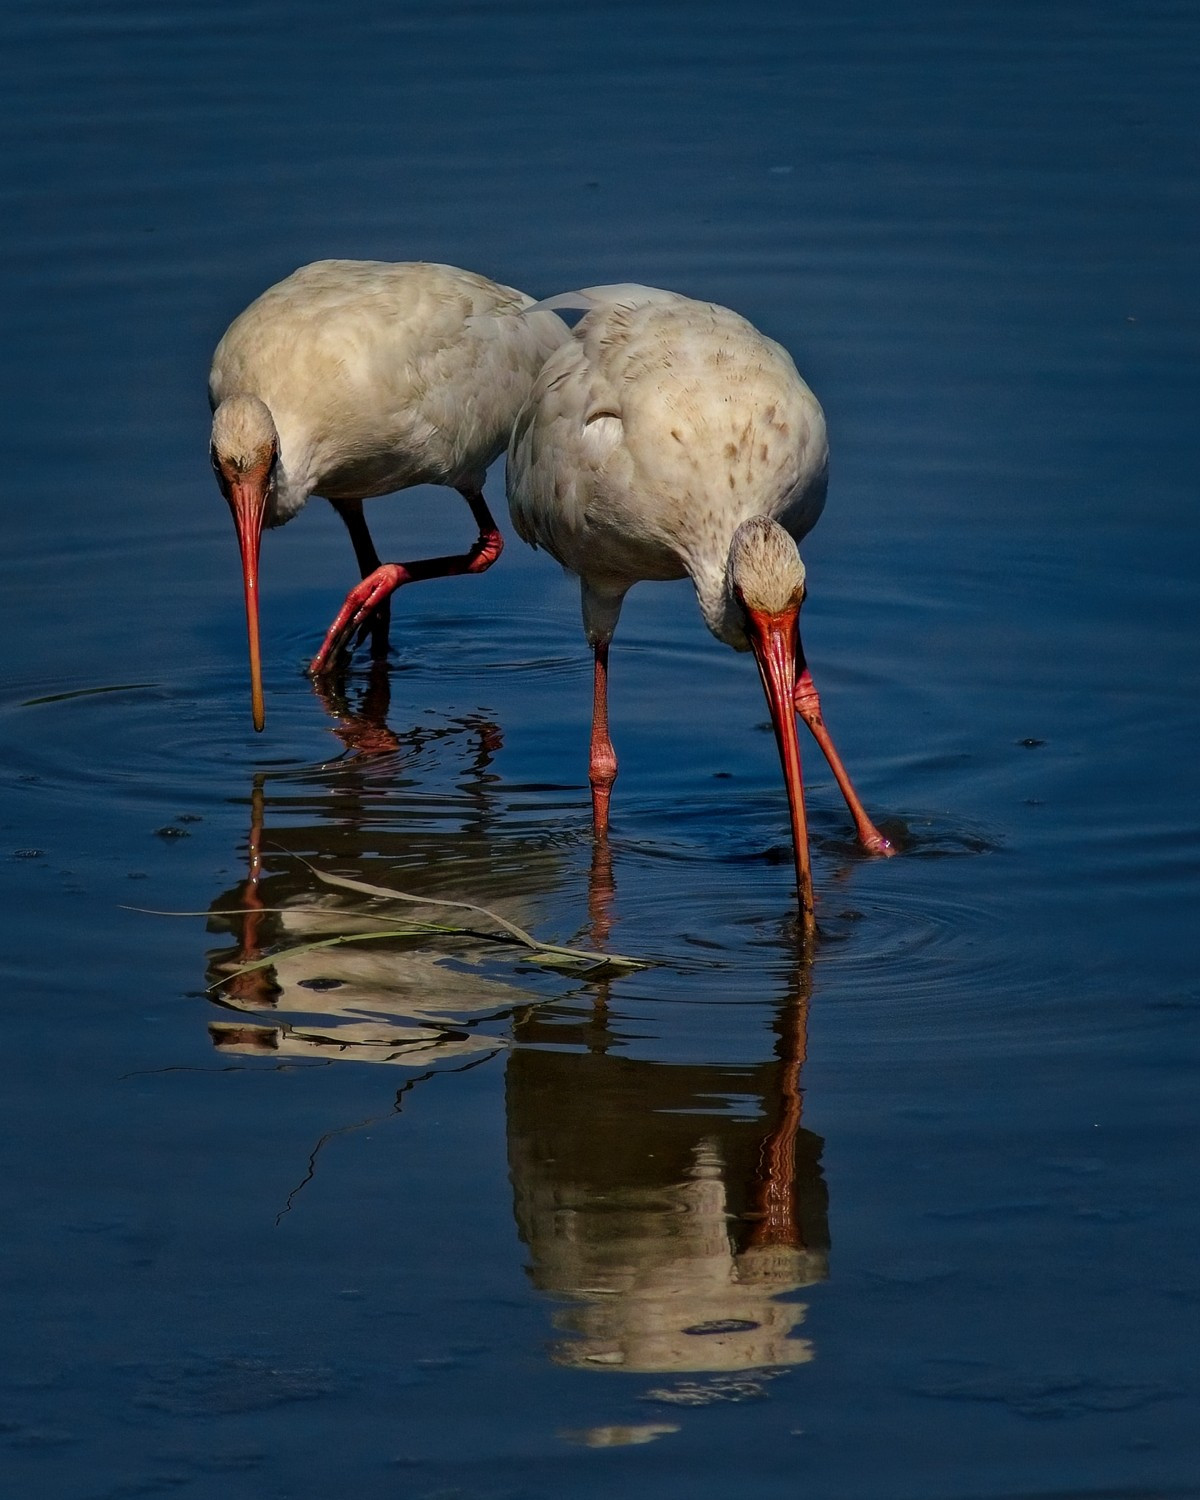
[508, 305, 709, 607]
[506, 333, 628, 557]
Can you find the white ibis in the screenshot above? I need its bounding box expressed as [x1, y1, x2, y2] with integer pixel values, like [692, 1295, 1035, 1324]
[506, 285, 892, 931]
[208, 259, 568, 729]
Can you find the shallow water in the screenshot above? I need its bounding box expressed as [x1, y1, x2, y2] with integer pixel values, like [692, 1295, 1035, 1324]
[2, 1, 1198, 1495]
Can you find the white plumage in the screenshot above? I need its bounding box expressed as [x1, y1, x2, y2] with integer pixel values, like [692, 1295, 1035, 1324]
[209, 259, 568, 728]
[507, 285, 891, 930]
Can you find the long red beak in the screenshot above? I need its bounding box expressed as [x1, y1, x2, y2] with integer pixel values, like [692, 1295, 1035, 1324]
[746, 605, 816, 936]
[227, 478, 266, 732]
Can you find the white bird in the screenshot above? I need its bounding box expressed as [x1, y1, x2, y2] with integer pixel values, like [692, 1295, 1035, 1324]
[208, 259, 568, 729]
[506, 285, 892, 931]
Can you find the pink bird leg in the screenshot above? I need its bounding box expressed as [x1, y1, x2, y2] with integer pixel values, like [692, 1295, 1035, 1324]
[588, 639, 619, 836]
[793, 666, 893, 856]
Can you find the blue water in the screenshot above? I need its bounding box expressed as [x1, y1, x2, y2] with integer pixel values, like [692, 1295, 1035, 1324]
[1, 1, 1197, 1495]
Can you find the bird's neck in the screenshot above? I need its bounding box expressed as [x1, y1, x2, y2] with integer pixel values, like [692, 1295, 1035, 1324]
[693, 561, 751, 653]
[270, 470, 308, 526]
[261, 448, 315, 529]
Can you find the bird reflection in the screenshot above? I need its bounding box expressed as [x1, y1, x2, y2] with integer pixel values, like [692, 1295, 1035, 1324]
[200, 685, 832, 1378]
[204, 692, 556, 1067]
[505, 966, 829, 1374]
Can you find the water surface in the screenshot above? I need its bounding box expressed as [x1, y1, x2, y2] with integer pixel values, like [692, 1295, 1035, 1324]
[1, 1, 1197, 1496]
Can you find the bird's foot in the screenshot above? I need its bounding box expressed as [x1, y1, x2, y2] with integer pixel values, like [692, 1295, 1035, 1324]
[309, 564, 408, 675]
[859, 826, 896, 857]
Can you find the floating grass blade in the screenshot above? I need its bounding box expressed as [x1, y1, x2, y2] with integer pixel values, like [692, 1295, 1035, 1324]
[303, 865, 648, 973]
[129, 862, 649, 981]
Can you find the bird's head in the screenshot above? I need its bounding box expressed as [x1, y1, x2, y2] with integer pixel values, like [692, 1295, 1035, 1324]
[726, 517, 815, 932]
[211, 394, 279, 731]
[726, 516, 807, 624]
[211, 393, 279, 491]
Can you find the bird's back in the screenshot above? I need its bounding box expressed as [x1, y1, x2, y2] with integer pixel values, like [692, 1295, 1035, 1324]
[507, 287, 828, 595]
[210, 260, 568, 510]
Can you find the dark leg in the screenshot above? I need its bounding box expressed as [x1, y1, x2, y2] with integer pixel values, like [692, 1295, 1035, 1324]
[589, 638, 618, 836]
[329, 498, 390, 661]
[329, 497, 382, 575]
[793, 660, 893, 855]
[310, 487, 505, 675]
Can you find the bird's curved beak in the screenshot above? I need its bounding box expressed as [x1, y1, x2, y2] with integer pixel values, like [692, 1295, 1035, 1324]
[745, 605, 816, 936]
[226, 477, 266, 732]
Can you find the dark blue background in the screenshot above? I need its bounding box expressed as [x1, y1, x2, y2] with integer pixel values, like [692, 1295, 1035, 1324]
[1, 2, 1196, 1495]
